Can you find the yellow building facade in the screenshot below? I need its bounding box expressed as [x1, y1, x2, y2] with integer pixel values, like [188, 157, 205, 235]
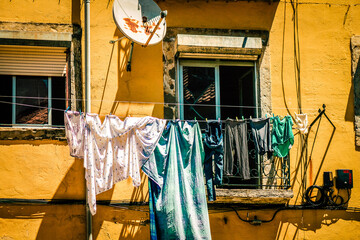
[0, 0, 360, 239]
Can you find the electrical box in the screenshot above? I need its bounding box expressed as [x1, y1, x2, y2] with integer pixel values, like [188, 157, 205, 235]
[323, 171, 334, 188]
[335, 169, 353, 189]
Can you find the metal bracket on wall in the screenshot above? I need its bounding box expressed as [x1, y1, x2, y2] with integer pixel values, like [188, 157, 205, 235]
[126, 41, 135, 72]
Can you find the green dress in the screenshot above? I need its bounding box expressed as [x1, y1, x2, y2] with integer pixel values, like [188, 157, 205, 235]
[142, 120, 212, 240]
[271, 115, 294, 157]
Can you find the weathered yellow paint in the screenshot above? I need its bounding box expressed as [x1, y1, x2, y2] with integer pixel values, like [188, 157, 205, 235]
[0, 141, 84, 199]
[0, 204, 85, 239]
[1, 0, 360, 239]
[0, 0, 72, 24]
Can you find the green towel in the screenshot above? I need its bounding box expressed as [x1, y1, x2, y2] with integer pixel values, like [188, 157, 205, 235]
[271, 115, 294, 157]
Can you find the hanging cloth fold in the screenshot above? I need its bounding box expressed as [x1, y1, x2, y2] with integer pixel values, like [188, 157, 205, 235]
[64, 111, 85, 158]
[271, 115, 294, 157]
[142, 121, 212, 240]
[249, 117, 272, 156]
[294, 113, 309, 134]
[223, 119, 250, 179]
[84, 114, 166, 215]
[203, 120, 223, 201]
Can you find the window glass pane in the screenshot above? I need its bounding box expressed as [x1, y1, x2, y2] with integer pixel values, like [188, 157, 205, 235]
[0, 75, 12, 124]
[16, 76, 48, 124]
[52, 77, 66, 126]
[219, 66, 258, 189]
[183, 66, 216, 121]
[220, 66, 256, 119]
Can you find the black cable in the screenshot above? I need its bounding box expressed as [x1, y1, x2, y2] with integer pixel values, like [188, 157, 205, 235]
[230, 204, 358, 225]
[338, 188, 352, 206]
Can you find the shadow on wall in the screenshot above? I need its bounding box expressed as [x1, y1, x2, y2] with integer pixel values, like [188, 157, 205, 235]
[348, 58, 360, 151]
[97, 28, 158, 119]
[92, 171, 150, 239]
[0, 159, 85, 239]
[276, 209, 360, 239]
[0, 157, 149, 239]
[208, 207, 360, 240]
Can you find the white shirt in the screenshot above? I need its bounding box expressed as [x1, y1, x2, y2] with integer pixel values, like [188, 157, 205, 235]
[83, 114, 166, 215]
[64, 111, 85, 158]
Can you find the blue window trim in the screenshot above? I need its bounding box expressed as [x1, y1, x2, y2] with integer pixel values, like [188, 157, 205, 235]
[10, 75, 54, 127]
[177, 59, 257, 120]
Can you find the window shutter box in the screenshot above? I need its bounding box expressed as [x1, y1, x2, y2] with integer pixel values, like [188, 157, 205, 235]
[175, 34, 263, 60]
[0, 45, 67, 77]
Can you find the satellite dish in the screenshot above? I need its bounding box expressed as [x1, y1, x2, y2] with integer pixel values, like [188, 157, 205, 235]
[113, 0, 167, 46]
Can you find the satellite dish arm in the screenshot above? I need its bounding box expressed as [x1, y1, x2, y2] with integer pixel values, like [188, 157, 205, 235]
[143, 10, 167, 48]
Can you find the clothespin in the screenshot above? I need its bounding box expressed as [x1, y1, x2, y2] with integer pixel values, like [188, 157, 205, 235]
[205, 118, 208, 122]
[242, 116, 244, 120]
[265, 114, 267, 118]
[79, 108, 82, 115]
[236, 116, 239, 121]
[250, 116, 252, 119]
[218, 118, 220, 123]
[65, 106, 70, 113]
[194, 117, 196, 121]
[272, 113, 275, 117]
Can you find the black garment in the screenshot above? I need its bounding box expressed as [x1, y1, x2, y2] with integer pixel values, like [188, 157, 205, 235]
[203, 120, 223, 201]
[223, 119, 250, 180]
[249, 118, 272, 155]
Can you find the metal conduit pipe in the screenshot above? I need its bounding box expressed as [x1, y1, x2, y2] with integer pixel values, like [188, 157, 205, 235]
[85, 0, 92, 239]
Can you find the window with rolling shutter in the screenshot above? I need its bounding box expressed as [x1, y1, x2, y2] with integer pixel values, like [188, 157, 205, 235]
[0, 45, 68, 127]
[0, 45, 67, 77]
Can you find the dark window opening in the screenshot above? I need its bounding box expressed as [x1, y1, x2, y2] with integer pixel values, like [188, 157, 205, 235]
[0, 75, 66, 126]
[181, 62, 259, 189]
[0, 75, 12, 124]
[183, 66, 216, 126]
[52, 77, 66, 126]
[16, 76, 49, 124]
[220, 66, 256, 120]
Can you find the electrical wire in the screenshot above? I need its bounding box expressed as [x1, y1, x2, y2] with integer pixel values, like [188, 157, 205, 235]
[279, 1, 360, 7]
[0, 198, 150, 212]
[1, 197, 357, 217]
[0, 96, 321, 111]
[231, 203, 358, 225]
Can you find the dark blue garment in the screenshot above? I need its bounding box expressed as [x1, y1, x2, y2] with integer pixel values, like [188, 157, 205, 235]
[249, 118, 272, 155]
[203, 120, 224, 201]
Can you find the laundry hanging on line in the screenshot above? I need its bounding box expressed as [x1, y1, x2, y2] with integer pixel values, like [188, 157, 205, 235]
[64, 111, 166, 215]
[294, 113, 309, 134]
[249, 117, 272, 156]
[271, 115, 294, 158]
[65, 110, 296, 215]
[142, 120, 212, 240]
[64, 110, 85, 158]
[202, 120, 223, 202]
[223, 119, 250, 180]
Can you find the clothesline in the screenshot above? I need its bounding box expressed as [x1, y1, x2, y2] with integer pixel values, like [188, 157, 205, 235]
[0, 99, 311, 132]
[0, 99, 292, 122]
[0, 95, 321, 111]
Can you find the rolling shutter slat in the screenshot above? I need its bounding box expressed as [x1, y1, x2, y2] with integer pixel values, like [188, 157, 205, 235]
[0, 45, 67, 77]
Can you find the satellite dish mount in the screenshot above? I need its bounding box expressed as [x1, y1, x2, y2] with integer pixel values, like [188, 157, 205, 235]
[111, 0, 168, 71]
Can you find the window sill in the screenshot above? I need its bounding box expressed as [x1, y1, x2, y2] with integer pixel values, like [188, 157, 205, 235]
[0, 127, 66, 141]
[214, 189, 293, 205]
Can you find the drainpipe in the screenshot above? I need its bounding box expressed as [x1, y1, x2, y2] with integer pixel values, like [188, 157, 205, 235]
[85, 0, 92, 239]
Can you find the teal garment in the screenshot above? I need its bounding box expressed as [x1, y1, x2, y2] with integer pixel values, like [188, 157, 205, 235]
[142, 121, 212, 240]
[271, 115, 294, 157]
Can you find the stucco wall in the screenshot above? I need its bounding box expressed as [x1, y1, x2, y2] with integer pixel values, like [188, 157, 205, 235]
[1, 0, 360, 239]
[0, 0, 73, 24]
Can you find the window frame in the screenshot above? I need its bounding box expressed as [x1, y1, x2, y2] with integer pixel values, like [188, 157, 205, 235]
[0, 43, 71, 129]
[7, 75, 56, 127]
[177, 59, 259, 120]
